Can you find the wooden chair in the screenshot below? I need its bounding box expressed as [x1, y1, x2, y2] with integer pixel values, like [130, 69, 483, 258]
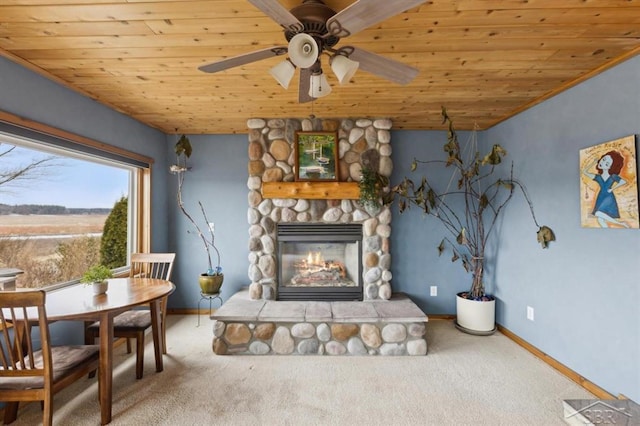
[85, 252, 175, 379]
[0, 290, 99, 426]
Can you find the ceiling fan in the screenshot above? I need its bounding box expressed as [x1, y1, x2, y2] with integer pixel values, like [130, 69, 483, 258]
[198, 0, 428, 102]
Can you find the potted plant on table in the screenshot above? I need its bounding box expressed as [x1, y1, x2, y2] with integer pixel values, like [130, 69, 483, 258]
[391, 108, 555, 334]
[170, 135, 224, 295]
[81, 264, 114, 295]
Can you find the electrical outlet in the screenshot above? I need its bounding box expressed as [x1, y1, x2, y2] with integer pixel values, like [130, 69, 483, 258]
[527, 306, 535, 321]
[430, 286, 437, 297]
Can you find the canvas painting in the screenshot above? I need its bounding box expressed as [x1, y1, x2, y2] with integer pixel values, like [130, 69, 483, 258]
[294, 132, 338, 181]
[579, 135, 639, 229]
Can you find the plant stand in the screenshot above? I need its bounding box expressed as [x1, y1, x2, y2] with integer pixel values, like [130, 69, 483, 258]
[197, 292, 222, 327]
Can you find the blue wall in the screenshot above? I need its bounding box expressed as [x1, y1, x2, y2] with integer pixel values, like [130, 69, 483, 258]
[387, 57, 639, 400]
[487, 56, 640, 402]
[166, 134, 249, 308]
[1, 53, 638, 400]
[0, 56, 170, 252]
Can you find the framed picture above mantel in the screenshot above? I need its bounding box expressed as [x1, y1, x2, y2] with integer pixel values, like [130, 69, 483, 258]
[294, 131, 338, 182]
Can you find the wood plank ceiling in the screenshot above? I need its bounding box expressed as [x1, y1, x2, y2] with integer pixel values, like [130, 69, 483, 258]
[1, 0, 639, 134]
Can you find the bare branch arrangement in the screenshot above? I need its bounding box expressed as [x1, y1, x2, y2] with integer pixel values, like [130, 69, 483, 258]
[392, 108, 555, 299]
[170, 135, 221, 276]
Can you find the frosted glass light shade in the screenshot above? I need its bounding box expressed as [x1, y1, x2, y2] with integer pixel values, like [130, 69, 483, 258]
[331, 55, 359, 84]
[269, 60, 296, 89]
[288, 33, 319, 69]
[309, 72, 332, 98]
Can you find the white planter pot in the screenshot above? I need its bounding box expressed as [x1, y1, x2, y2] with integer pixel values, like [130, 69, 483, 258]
[92, 281, 109, 295]
[455, 293, 496, 335]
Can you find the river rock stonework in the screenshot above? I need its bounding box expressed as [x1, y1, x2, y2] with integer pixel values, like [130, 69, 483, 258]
[247, 117, 393, 301]
[212, 320, 427, 356]
[211, 289, 429, 356]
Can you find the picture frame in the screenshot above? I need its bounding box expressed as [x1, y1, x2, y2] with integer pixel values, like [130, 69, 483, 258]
[294, 131, 339, 181]
[579, 135, 639, 229]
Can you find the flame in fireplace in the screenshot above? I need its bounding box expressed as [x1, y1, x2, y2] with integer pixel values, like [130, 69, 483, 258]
[306, 251, 323, 268]
[295, 251, 345, 279]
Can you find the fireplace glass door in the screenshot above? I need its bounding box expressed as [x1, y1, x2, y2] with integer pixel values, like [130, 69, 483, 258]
[277, 224, 362, 301]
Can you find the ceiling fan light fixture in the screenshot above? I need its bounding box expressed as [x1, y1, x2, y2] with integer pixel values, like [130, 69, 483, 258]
[309, 71, 332, 98]
[288, 33, 319, 69]
[331, 54, 359, 84]
[269, 59, 296, 89]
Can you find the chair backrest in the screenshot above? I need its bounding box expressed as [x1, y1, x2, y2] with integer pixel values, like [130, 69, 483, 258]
[0, 290, 53, 386]
[129, 253, 176, 280]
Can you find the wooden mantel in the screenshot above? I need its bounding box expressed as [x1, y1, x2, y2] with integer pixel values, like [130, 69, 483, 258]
[262, 181, 360, 200]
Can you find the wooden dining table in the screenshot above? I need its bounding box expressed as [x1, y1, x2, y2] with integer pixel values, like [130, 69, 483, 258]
[42, 277, 175, 424]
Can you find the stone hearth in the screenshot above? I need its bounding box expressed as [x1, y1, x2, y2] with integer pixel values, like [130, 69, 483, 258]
[211, 289, 428, 356]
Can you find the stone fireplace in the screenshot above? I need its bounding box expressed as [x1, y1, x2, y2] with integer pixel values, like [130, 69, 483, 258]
[246, 117, 393, 302]
[210, 117, 428, 357]
[209, 121, 431, 356]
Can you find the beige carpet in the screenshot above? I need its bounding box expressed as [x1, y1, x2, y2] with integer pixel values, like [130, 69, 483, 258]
[8, 316, 593, 425]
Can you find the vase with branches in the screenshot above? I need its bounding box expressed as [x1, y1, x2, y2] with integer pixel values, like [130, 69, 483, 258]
[391, 108, 555, 332]
[170, 135, 223, 293]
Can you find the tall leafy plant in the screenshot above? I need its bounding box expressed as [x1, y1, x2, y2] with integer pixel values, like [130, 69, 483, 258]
[392, 108, 555, 299]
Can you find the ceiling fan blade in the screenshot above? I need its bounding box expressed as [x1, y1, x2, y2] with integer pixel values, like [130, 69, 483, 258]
[298, 67, 314, 103]
[248, 0, 304, 32]
[347, 47, 419, 85]
[327, 0, 428, 38]
[198, 47, 287, 73]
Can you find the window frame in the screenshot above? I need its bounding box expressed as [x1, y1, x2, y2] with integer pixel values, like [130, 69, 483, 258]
[0, 109, 153, 288]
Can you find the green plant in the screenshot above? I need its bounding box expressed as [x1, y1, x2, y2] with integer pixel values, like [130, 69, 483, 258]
[358, 166, 390, 211]
[80, 264, 113, 284]
[392, 107, 555, 300]
[170, 135, 222, 276]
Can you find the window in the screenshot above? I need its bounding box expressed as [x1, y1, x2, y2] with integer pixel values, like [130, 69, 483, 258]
[0, 113, 152, 289]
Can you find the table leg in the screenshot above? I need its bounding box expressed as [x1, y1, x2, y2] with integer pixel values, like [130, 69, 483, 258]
[98, 313, 114, 425]
[149, 300, 164, 373]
